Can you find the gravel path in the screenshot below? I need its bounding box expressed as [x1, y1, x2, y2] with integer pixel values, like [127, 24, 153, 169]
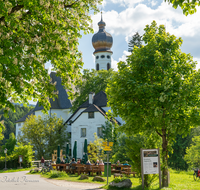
[0, 171, 105, 190]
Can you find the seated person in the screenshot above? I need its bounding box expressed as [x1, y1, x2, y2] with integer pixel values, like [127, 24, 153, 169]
[60, 160, 65, 171]
[70, 158, 77, 170]
[116, 160, 121, 170]
[95, 159, 99, 165]
[123, 161, 129, 165]
[99, 159, 104, 175]
[86, 160, 92, 175]
[77, 159, 82, 164]
[99, 159, 104, 165]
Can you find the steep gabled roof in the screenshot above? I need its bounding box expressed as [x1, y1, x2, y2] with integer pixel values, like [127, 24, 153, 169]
[15, 109, 35, 123]
[34, 72, 72, 111]
[64, 91, 121, 125]
[80, 91, 107, 108]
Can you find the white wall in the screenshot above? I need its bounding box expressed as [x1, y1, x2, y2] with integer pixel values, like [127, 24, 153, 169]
[95, 52, 112, 70]
[71, 111, 107, 159]
[35, 108, 71, 121]
[16, 122, 24, 140]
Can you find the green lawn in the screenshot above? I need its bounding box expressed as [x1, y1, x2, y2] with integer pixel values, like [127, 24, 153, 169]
[33, 169, 199, 190]
[0, 167, 33, 173]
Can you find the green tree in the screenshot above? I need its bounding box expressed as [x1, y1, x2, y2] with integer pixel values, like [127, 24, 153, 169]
[126, 132, 161, 187]
[18, 114, 68, 159]
[1, 132, 17, 156]
[168, 134, 191, 170]
[106, 21, 200, 187]
[88, 133, 106, 163]
[111, 134, 132, 164]
[165, 0, 200, 15]
[0, 0, 102, 115]
[184, 136, 200, 169]
[71, 69, 115, 112]
[128, 32, 142, 52]
[0, 104, 33, 145]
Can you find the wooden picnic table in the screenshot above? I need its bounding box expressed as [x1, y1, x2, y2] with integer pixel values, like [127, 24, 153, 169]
[52, 163, 136, 177]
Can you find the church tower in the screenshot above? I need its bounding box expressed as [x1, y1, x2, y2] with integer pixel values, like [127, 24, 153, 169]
[92, 13, 113, 71]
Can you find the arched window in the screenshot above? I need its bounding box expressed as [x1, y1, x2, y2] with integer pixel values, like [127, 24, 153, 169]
[96, 63, 99, 71]
[107, 55, 110, 59]
[96, 56, 99, 59]
[107, 63, 110, 70]
[101, 55, 105, 58]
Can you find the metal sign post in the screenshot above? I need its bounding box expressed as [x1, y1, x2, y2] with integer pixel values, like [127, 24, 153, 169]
[103, 141, 113, 186]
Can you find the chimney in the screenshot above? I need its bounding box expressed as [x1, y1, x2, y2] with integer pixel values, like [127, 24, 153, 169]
[89, 92, 95, 104]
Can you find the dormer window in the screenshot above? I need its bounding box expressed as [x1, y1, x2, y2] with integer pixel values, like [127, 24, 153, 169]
[88, 112, 94, 118]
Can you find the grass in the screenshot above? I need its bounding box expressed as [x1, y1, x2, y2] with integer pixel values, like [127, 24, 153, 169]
[27, 168, 200, 189]
[0, 167, 33, 173]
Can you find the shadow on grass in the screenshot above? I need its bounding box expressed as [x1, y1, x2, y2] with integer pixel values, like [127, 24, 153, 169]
[102, 184, 161, 190]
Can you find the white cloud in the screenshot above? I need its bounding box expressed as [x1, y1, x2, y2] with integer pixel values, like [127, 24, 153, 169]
[111, 50, 131, 71]
[92, 2, 200, 64]
[109, 0, 144, 7]
[111, 57, 118, 71]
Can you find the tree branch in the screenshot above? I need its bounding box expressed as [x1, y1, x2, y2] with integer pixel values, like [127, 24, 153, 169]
[0, 4, 24, 22]
[64, 0, 79, 8]
[155, 129, 162, 137]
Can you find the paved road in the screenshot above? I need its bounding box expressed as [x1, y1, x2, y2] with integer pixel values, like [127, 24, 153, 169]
[0, 171, 104, 190]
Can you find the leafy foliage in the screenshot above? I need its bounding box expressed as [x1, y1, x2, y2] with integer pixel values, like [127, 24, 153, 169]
[168, 134, 191, 170]
[1, 133, 17, 156]
[111, 134, 131, 164]
[112, 176, 128, 183]
[165, 0, 200, 15]
[0, 142, 34, 169]
[0, 104, 33, 145]
[126, 132, 161, 187]
[18, 114, 68, 159]
[185, 135, 200, 169]
[0, 0, 102, 114]
[106, 20, 200, 187]
[71, 69, 115, 112]
[88, 133, 106, 163]
[128, 32, 142, 52]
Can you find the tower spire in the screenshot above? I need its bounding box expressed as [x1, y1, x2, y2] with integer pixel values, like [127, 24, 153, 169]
[92, 14, 113, 71]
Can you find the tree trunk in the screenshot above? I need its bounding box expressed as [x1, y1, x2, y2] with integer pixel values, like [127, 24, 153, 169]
[162, 128, 169, 187]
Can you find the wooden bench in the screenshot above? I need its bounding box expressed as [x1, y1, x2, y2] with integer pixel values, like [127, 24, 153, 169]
[77, 165, 85, 175]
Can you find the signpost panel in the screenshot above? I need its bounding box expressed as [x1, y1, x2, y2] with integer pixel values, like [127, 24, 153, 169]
[141, 148, 161, 189]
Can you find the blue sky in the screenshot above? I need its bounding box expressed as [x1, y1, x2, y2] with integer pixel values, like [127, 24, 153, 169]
[79, 0, 200, 71]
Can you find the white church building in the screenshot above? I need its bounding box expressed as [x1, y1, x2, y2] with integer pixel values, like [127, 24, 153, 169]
[15, 15, 123, 159]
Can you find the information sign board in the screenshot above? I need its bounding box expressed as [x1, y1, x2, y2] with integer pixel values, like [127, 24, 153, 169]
[142, 149, 159, 174]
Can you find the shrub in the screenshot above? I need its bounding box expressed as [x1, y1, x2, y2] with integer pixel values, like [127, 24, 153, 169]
[112, 177, 128, 183]
[48, 170, 68, 178]
[0, 142, 34, 169]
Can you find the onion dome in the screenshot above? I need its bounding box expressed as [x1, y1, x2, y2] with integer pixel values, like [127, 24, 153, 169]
[92, 13, 113, 54]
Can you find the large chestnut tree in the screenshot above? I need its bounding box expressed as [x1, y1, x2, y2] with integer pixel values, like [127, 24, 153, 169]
[106, 21, 200, 187]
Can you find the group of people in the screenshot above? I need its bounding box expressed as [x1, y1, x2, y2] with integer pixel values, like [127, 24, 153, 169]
[116, 160, 130, 170]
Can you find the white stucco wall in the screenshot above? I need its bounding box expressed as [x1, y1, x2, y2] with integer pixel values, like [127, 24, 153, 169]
[16, 122, 24, 140]
[71, 111, 107, 159]
[35, 108, 71, 121]
[95, 52, 112, 70]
